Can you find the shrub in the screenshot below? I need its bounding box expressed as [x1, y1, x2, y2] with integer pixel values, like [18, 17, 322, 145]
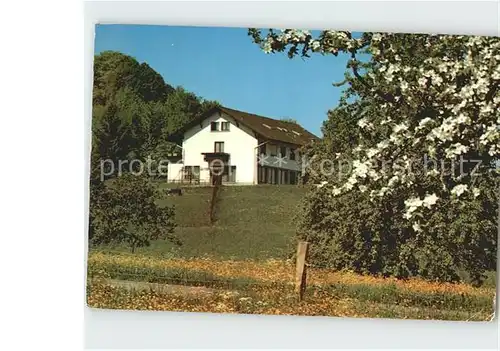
[89, 173, 180, 252]
[297, 177, 497, 284]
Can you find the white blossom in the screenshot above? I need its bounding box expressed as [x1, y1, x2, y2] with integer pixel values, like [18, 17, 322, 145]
[451, 184, 468, 197]
[404, 197, 424, 219]
[378, 186, 389, 197]
[357, 118, 369, 129]
[422, 193, 439, 208]
[263, 42, 272, 54]
[445, 143, 469, 158]
[353, 160, 370, 178]
[317, 181, 328, 188]
[393, 123, 408, 134]
[366, 148, 378, 158]
[388, 176, 399, 187]
[417, 117, 433, 129]
[472, 187, 481, 198]
[311, 41, 321, 51]
[427, 169, 440, 177]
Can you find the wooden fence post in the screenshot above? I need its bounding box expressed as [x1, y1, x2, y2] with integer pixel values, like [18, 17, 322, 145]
[295, 241, 309, 301]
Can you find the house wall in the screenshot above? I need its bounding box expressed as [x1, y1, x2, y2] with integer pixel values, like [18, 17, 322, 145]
[259, 142, 302, 172]
[180, 111, 259, 184]
[167, 162, 184, 183]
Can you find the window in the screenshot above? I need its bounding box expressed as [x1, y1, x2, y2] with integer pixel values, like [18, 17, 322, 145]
[259, 144, 266, 155]
[221, 122, 230, 131]
[211, 122, 219, 131]
[269, 144, 278, 156]
[214, 142, 224, 153]
[290, 148, 296, 161]
[222, 166, 236, 183]
[280, 146, 287, 158]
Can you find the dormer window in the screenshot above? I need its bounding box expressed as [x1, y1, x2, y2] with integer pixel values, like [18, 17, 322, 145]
[211, 121, 230, 132]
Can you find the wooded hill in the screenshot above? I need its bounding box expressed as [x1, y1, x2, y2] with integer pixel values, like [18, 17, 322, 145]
[91, 51, 220, 170]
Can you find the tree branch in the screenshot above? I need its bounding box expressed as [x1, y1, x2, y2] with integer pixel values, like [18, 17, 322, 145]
[485, 81, 499, 102]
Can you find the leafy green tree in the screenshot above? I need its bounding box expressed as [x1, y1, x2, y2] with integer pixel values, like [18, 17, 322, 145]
[89, 173, 179, 253]
[91, 88, 150, 168]
[161, 87, 219, 132]
[134, 62, 174, 102]
[280, 117, 299, 124]
[93, 51, 174, 106]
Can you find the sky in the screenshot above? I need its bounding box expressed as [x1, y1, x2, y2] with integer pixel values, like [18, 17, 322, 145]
[94, 24, 353, 136]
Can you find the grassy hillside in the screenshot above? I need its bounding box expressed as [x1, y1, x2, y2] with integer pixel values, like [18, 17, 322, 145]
[95, 184, 308, 260]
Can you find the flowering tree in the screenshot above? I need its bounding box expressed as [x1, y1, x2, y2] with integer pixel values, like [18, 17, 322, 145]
[249, 29, 499, 282]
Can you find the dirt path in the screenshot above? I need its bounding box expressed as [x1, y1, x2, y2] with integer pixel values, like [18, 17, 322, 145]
[104, 278, 238, 297]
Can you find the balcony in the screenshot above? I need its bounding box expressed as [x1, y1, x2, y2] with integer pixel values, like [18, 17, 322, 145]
[201, 152, 230, 164]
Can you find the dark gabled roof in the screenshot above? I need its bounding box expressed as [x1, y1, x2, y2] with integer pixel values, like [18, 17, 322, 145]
[168, 106, 319, 146]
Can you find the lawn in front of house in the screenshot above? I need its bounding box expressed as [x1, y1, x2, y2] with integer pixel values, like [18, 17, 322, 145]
[93, 184, 307, 260]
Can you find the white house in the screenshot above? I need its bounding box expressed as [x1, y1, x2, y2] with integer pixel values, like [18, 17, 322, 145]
[166, 106, 318, 185]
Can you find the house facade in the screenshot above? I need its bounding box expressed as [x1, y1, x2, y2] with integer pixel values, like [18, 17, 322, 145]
[166, 106, 318, 185]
